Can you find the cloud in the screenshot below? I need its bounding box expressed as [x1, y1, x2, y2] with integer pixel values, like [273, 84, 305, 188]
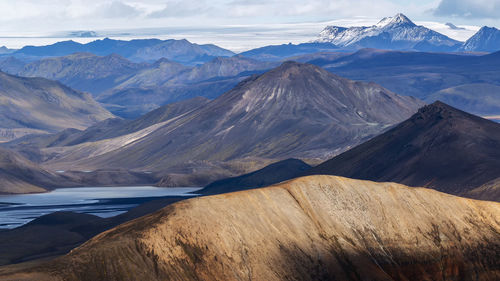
[96, 1, 142, 18]
[434, 0, 500, 18]
[148, 1, 210, 18]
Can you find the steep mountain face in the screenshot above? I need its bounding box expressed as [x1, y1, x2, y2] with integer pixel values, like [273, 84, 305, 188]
[4, 176, 499, 281]
[18, 53, 147, 95]
[239, 42, 339, 61]
[308, 48, 500, 116]
[43, 62, 423, 175]
[13, 38, 234, 65]
[316, 13, 461, 51]
[0, 71, 113, 142]
[308, 102, 500, 197]
[462, 26, 500, 52]
[198, 158, 311, 195]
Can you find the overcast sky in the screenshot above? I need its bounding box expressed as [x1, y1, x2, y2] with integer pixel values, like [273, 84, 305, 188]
[0, 0, 498, 51]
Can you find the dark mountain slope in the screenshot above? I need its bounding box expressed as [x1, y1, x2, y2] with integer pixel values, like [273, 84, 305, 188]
[308, 101, 500, 196]
[197, 159, 311, 195]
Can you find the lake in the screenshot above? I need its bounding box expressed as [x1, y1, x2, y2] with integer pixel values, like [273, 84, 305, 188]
[0, 186, 201, 229]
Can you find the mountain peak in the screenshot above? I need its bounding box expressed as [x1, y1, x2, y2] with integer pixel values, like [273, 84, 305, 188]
[377, 13, 415, 28]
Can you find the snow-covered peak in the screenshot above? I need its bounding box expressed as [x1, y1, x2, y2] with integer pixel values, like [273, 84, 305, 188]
[377, 13, 415, 28]
[315, 13, 460, 51]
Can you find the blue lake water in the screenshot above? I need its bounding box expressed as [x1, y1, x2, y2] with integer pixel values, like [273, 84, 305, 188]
[0, 186, 201, 229]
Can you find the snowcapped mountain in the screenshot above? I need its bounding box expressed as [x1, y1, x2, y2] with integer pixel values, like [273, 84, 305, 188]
[316, 13, 461, 51]
[462, 26, 500, 52]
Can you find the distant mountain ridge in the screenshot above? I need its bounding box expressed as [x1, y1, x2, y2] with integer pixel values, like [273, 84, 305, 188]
[11, 38, 234, 65]
[316, 13, 461, 51]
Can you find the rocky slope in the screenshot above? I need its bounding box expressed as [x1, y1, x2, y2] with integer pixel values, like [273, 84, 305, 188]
[0, 71, 113, 142]
[2, 175, 498, 280]
[41, 62, 423, 178]
[316, 13, 460, 51]
[308, 101, 500, 197]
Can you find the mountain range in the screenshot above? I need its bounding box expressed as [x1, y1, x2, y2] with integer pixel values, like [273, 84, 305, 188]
[307, 48, 500, 116]
[316, 13, 461, 51]
[3, 175, 498, 280]
[316, 13, 500, 53]
[30, 62, 422, 187]
[11, 38, 234, 65]
[0, 71, 113, 142]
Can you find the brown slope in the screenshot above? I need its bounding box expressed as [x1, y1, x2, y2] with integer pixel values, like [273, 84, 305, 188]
[0, 148, 74, 194]
[45, 62, 423, 172]
[308, 101, 500, 196]
[0, 71, 113, 142]
[3, 175, 499, 280]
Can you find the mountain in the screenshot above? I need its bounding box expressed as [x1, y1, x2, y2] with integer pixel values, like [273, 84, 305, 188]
[239, 42, 339, 61]
[99, 56, 276, 118]
[0, 148, 75, 194]
[0, 71, 113, 142]
[427, 83, 500, 115]
[4, 175, 499, 280]
[18, 53, 148, 95]
[307, 48, 500, 116]
[308, 102, 500, 197]
[316, 13, 461, 51]
[109, 58, 190, 91]
[4, 97, 210, 150]
[14, 38, 235, 65]
[0, 56, 26, 74]
[41, 62, 423, 181]
[0, 46, 14, 54]
[462, 26, 500, 52]
[129, 39, 235, 64]
[194, 158, 311, 195]
[465, 177, 500, 202]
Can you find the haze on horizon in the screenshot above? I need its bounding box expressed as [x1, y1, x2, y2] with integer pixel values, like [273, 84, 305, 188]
[0, 0, 498, 51]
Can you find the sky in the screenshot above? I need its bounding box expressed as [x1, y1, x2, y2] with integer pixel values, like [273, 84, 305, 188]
[0, 0, 498, 51]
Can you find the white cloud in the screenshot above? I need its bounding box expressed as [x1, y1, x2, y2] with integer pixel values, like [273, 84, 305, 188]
[434, 0, 500, 19]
